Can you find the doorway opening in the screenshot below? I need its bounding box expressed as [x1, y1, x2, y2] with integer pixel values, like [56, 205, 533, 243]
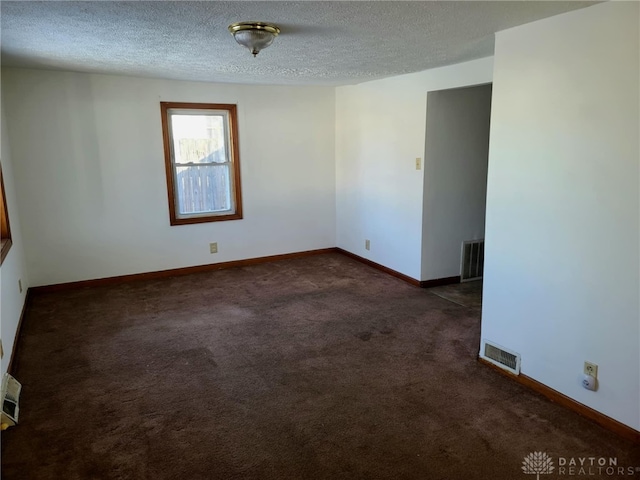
[420, 83, 492, 307]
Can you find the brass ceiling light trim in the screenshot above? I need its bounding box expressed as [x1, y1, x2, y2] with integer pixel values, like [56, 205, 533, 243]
[228, 21, 281, 57]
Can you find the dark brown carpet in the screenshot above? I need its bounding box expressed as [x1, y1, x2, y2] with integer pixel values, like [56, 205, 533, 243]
[2, 253, 638, 479]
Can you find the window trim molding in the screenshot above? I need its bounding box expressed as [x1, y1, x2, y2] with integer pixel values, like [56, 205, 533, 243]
[0, 164, 13, 265]
[160, 102, 243, 226]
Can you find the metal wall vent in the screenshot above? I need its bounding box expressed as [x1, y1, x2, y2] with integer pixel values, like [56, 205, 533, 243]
[461, 239, 484, 282]
[482, 340, 521, 375]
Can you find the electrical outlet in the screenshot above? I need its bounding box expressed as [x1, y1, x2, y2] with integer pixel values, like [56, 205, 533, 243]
[415, 157, 422, 170]
[18, 279, 22, 293]
[365, 239, 370, 251]
[584, 361, 598, 379]
[209, 243, 218, 254]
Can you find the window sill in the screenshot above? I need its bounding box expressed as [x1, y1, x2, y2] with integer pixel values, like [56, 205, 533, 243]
[1, 238, 13, 265]
[170, 212, 243, 226]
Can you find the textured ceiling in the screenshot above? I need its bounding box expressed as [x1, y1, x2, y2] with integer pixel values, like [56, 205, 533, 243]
[1, 1, 598, 86]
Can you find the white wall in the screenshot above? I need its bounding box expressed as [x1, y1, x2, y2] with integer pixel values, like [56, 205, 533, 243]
[1, 70, 336, 286]
[481, 1, 639, 430]
[422, 84, 492, 280]
[0, 101, 30, 374]
[335, 58, 493, 280]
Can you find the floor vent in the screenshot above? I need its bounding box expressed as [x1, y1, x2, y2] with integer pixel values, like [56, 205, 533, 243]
[482, 340, 521, 375]
[461, 239, 484, 282]
[1, 373, 22, 428]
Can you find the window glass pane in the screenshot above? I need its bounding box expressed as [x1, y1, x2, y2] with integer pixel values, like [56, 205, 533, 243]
[176, 164, 231, 215]
[171, 113, 227, 164]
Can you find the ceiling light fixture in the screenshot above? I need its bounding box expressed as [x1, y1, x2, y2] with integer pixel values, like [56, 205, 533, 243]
[228, 21, 281, 57]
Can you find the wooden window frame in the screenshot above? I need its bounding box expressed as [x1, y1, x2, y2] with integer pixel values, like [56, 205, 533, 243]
[160, 102, 243, 226]
[1, 164, 13, 265]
